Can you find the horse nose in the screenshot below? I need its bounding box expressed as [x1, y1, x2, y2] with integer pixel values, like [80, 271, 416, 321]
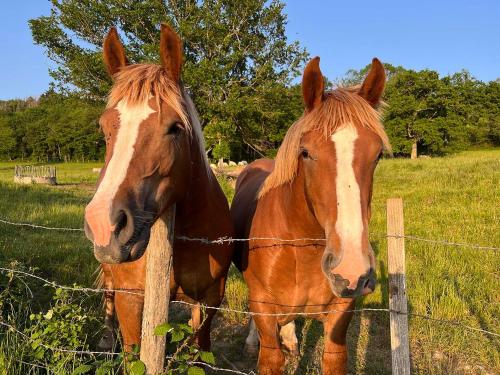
[111, 205, 134, 245]
[329, 270, 376, 298]
[84, 200, 135, 247]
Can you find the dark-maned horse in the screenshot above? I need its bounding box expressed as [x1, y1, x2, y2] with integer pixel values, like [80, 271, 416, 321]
[83, 25, 234, 351]
[231, 57, 390, 374]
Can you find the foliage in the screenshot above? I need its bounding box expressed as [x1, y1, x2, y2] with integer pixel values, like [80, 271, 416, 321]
[155, 321, 216, 374]
[29, 0, 308, 160]
[0, 265, 99, 374]
[342, 64, 500, 157]
[0, 2, 490, 161]
[0, 91, 104, 161]
[25, 288, 96, 371]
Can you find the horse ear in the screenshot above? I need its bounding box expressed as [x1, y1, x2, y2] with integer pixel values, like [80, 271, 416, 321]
[103, 27, 128, 77]
[302, 57, 324, 111]
[160, 24, 183, 83]
[358, 58, 386, 107]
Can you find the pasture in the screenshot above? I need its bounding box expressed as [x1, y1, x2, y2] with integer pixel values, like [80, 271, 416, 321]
[0, 150, 498, 374]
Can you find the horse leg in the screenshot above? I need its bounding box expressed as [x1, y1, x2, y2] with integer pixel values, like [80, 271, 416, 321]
[253, 315, 285, 375]
[114, 291, 144, 352]
[322, 300, 354, 375]
[190, 302, 216, 351]
[244, 318, 259, 355]
[98, 290, 117, 350]
[245, 318, 298, 356]
[279, 321, 299, 355]
[97, 265, 117, 351]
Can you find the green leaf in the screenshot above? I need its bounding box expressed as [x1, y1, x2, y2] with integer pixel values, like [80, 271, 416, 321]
[178, 323, 193, 334]
[187, 366, 205, 375]
[170, 329, 185, 343]
[154, 322, 172, 336]
[129, 360, 146, 375]
[43, 309, 54, 320]
[200, 351, 216, 365]
[72, 364, 93, 375]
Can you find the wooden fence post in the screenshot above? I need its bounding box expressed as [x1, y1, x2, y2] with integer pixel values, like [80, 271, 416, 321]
[387, 198, 411, 375]
[140, 205, 176, 374]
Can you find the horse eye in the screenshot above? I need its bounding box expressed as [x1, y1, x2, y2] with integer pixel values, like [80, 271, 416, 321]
[301, 148, 309, 159]
[167, 122, 183, 136]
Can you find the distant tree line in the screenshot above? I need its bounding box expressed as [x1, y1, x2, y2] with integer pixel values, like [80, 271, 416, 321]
[0, 91, 103, 161]
[1, 65, 498, 162]
[0, 0, 497, 162]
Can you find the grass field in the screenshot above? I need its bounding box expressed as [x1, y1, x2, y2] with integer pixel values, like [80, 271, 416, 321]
[0, 150, 498, 374]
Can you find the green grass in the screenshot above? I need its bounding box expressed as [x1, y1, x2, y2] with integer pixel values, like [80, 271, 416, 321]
[0, 151, 499, 374]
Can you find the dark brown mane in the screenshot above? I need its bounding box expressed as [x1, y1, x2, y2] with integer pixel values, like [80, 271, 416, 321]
[260, 87, 391, 196]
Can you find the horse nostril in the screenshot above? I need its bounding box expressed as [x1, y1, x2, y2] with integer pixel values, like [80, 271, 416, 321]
[363, 278, 371, 289]
[115, 210, 128, 234]
[321, 250, 340, 276]
[113, 208, 134, 245]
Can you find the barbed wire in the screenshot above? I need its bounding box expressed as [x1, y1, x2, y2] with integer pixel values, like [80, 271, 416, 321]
[0, 218, 84, 232]
[0, 320, 119, 356]
[0, 217, 498, 250]
[189, 361, 255, 375]
[1, 266, 498, 338]
[2, 321, 256, 374]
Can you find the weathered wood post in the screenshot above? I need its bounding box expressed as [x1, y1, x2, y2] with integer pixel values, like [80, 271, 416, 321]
[387, 198, 411, 375]
[140, 205, 176, 374]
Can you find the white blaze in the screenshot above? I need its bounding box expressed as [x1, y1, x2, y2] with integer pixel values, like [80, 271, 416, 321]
[85, 100, 155, 246]
[331, 126, 363, 252]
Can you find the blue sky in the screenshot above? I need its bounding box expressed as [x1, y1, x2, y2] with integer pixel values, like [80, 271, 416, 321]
[0, 0, 498, 99]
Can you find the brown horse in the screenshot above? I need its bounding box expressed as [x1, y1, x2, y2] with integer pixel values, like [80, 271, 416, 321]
[231, 57, 390, 374]
[83, 25, 234, 351]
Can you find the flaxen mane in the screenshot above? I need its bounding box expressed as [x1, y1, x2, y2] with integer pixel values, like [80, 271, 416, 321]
[107, 63, 210, 173]
[107, 64, 188, 126]
[260, 87, 391, 196]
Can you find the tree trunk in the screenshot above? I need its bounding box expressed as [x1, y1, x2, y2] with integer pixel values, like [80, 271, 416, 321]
[410, 141, 418, 160]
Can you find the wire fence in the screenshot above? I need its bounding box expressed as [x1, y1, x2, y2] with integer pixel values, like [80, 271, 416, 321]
[0, 217, 498, 251]
[0, 266, 498, 339]
[0, 216, 499, 374]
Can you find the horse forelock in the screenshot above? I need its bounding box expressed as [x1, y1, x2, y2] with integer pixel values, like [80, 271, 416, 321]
[259, 87, 391, 197]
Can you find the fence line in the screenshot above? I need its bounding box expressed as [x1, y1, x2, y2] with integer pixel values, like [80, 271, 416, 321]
[1, 320, 256, 375]
[0, 218, 84, 232]
[0, 217, 498, 251]
[1, 266, 498, 338]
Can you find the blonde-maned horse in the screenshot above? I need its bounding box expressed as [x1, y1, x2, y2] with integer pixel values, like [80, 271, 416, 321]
[231, 57, 390, 374]
[84, 25, 234, 351]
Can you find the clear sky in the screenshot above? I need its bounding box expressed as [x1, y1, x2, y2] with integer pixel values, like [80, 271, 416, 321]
[0, 0, 498, 99]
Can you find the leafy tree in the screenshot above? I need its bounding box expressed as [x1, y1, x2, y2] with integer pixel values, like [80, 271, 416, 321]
[0, 116, 16, 160]
[0, 93, 104, 162]
[341, 62, 499, 157]
[29, 0, 308, 160]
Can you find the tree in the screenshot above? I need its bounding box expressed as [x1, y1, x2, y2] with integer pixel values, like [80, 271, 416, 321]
[29, 0, 308, 160]
[340, 62, 499, 158]
[0, 116, 16, 160]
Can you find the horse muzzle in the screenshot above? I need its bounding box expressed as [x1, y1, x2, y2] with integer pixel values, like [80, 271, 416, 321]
[321, 249, 376, 298]
[84, 205, 152, 264]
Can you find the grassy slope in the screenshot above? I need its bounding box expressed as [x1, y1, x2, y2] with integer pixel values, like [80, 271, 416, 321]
[0, 150, 498, 374]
